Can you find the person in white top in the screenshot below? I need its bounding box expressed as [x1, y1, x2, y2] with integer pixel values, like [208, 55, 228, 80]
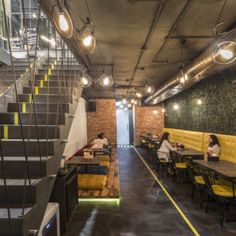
[157, 132, 177, 161]
[205, 134, 220, 159]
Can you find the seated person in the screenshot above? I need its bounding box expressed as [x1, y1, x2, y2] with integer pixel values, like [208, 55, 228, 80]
[204, 134, 220, 160]
[92, 133, 111, 154]
[157, 132, 176, 161]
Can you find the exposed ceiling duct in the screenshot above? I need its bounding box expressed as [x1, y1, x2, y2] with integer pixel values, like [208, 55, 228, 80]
[145, 28, 236, 105]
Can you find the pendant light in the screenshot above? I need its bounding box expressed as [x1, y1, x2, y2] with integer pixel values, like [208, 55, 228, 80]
[52, 1, 74, 38]
[99, 74, 113, 88]
[79, 73, 92, 88]
[145, 85, 154, 94]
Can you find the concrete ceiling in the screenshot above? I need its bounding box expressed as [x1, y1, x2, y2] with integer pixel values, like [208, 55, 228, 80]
[40, 0, 236, 99]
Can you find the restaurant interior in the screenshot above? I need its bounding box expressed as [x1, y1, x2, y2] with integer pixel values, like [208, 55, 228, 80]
[0, 0, 236, 235]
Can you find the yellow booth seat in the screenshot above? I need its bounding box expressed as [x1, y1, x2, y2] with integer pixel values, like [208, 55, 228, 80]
[163, 128, 236, 163]
[78, 174, 107, 190]
[100, 161, 110, 167]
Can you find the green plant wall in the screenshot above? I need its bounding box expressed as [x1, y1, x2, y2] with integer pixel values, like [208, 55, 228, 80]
[164, 69, 236, 135]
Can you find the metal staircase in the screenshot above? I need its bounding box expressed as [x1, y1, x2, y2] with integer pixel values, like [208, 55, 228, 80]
[0, 56, 82, 236]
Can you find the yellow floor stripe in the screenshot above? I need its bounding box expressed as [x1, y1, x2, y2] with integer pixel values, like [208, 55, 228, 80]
[14, 112, 19, 125]
[44, 74, 48, 81]
[4, 125, 8, 139]
[133, 147, 200, 236]
[51, 64, 55, 70]
[48, 68, 51, 75]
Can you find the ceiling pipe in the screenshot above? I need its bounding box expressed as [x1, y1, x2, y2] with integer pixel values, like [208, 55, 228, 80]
[145, 28, 236, 105]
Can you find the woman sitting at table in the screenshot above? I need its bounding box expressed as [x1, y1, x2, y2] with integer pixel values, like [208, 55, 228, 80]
[205, 134, 220, 159]
[157, 132, 176, 161]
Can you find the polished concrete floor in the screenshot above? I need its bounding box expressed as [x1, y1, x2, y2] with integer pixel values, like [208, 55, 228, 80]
[64, 147, 236, 236]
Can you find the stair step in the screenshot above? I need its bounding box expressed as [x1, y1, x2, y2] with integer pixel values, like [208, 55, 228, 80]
[0, 207, 32, 218]
[35, 74, 76, 80]
[0, 179, 44, 205]
[29, 80, 77, 87]
[23, 86, 75, 94]
[0, 112, 65, 125]
[7, 102, 70, 113]
[0, 156, 57, 178]
[18, 94, 73, 103]
[0, 139, 57, 156]
[0, 125, 60, 139]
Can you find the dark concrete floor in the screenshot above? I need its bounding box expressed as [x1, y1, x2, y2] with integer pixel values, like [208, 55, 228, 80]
[64, 147, 236, 236]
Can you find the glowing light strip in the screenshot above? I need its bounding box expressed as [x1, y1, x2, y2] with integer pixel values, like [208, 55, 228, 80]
[133, 147, 200, 236]
[79, 198, 120, 204]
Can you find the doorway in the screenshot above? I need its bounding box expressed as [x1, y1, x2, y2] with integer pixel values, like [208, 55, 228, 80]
[116, 102, 135, 146]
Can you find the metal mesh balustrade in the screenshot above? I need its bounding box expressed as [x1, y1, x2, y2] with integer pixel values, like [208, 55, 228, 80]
[0, 1, 81, 235]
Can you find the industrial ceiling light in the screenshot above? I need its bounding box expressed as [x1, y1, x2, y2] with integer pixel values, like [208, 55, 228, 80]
[127, 103, 132, 108]
[79, 18, 96, 53]
[134, 100, 138, 105]
[130, 98, 135, 104]
[145, 85, 154, 94]
[52, 2, 74, 38]
[79, 73, 92, 88]
[212, 41, 236, 64]
[124, 107, 128, 111]
[99, 74, 113, 88]
[136, 91, 143, 98]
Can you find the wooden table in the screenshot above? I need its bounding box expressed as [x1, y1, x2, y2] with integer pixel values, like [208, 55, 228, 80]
[172, 148, 204, 160]
[193, 160, 236, 180]
[69, 156, 101, 166]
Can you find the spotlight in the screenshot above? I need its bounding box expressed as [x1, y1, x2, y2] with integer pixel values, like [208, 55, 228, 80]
[128, 103, 132, 108]
[212, 41, 236, 64]
[131, 98, 135, 104]
[136, 91, 143, 98]
[124, 107, 128, 111]
[79, 73, 92, 88]
[161, 108, 166, 113]
[52, 5, 73, 38]
[197, 99, 202, 105]
[134, 100, 138, 105]
[119, 104, 124, 109]
[99, 74, 113, 88]
[32, 13, 37, 18]
[145, 85, 154, 94]
[173, 104, 179, 110]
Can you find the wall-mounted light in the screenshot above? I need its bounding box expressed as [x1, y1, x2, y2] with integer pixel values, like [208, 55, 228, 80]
[136, 91, 143, 98]
[79, 73, 92, 88]
[173, 104, 179, 110]
[145, 85, 154, 94]
[197, 99, 202, 105]
[153, 110, 159, 115]
[99, 74, 113, 88]
[52, 4, 74, 38]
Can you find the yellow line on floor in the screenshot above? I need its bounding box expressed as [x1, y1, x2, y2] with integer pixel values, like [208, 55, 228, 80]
[133, 147, 200, 236]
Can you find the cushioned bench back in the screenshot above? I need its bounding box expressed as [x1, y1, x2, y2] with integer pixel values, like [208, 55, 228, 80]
[163, 128, 236, 163]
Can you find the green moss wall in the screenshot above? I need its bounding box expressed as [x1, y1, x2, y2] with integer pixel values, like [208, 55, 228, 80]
[164, 70, 236, 135]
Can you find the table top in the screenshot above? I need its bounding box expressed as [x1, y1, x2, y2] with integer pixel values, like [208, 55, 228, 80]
[69, 156, 101, 165]
[174, 148, 204, 157]
[194, 160, 236, 179]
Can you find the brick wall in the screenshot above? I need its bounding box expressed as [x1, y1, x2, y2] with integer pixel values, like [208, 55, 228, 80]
[87, 99, 117, 145]
[135, 106, 164, 145]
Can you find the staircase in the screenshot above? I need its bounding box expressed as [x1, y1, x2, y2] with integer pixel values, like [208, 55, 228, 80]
[0, 57, 82, 236]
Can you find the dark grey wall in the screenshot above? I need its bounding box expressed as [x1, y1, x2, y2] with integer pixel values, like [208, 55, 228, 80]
[164, 69, 236, 135]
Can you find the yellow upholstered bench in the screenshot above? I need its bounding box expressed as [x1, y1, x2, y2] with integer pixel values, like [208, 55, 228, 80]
[100, 161, 110, 167]
[78, 174, 107, 190]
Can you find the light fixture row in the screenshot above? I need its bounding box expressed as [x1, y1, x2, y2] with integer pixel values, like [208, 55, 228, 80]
[52, 2, 96, 53]
[80, 73, 113, 88]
